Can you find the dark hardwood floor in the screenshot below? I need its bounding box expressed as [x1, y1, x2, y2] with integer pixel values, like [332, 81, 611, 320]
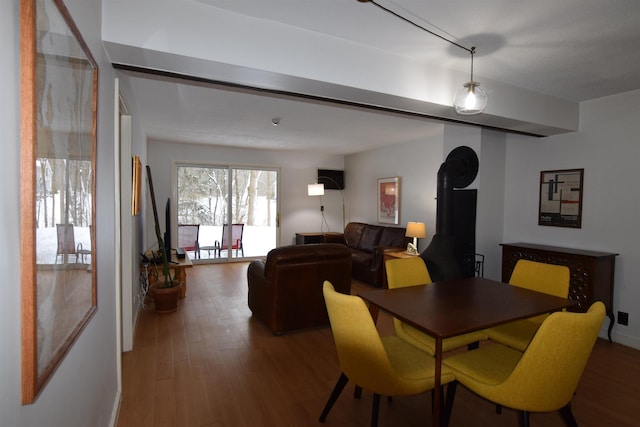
[117, 262, 639, 427]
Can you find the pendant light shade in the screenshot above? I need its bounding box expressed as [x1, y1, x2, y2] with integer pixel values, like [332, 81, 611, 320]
[453, 47, 488, 115]
[454, 81, 488, 115]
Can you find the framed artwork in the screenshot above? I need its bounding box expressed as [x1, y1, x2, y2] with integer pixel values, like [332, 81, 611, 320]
[20, 0, 98, 403]
[539, 169, 584, 228]
[377, 177, 400, 224]
[132, 155, 142, 215]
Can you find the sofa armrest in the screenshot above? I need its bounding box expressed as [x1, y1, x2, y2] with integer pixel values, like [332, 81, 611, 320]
[247, 259, 267, 284]
[247, 260, 271, 316]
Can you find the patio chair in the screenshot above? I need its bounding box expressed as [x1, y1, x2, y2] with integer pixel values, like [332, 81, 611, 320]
[56, 223, 77, 263]
[215, 223, 244, 257]
[178, 224, 200, 259]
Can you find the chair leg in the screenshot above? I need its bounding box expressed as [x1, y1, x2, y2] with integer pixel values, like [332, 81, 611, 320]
[354, 385, 362, 399]
[443, 381, 458, 427]
[371, 393, 381, 427]
[559, 403, 578, 427]
[517, 411, 530, 427]
[319, 373, 349, 422]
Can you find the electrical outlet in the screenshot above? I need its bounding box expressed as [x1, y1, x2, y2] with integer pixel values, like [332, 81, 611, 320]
[618, 311, 629, 326]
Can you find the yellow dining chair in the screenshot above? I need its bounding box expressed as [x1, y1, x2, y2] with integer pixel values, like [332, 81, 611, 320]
[385, 257, 488, 355]
[319, 281, 455, 427]
[484, 259, 570, 351]
[443, 301, 605, 427]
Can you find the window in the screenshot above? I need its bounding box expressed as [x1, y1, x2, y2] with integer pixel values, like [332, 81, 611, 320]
[177, 165, 278, 260]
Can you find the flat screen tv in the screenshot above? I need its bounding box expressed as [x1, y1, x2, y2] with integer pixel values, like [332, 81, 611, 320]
[318, 169, 344, 190]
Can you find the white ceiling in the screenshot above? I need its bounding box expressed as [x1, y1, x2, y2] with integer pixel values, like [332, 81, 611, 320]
[111, 0, 640, 155]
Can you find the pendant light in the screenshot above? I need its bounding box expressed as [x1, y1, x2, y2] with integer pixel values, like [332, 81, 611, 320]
[357, 0, 489, 115]
[453, 46, 488, 115]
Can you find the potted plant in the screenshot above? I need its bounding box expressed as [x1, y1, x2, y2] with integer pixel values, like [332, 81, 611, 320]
[146, 166, 182, 313]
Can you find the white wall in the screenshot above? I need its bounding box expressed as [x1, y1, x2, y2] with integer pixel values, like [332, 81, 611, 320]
[145, 140, 345, 248]
[345, 127, 445, 253]
[476, 130, 507, 280]
[115, 74, 149, 351]
[503, 90, 640, 349]
[1, 0, 120, 425]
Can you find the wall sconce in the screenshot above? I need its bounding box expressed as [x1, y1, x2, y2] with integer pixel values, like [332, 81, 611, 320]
[405, 221, 426, 255]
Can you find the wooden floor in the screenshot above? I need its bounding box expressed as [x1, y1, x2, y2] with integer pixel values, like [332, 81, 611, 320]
[117, 263, 639, 427]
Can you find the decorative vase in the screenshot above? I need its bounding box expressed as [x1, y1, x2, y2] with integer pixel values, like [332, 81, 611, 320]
[150, 281, 183, 314]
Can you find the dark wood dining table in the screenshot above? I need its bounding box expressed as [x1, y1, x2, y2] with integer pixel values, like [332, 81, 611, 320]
[358, 276, 577, 427]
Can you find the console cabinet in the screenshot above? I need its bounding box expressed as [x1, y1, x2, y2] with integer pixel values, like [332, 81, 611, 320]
[501, 242, 618, 341]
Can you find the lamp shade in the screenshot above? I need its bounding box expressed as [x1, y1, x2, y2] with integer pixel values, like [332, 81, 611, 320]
[308, 183, 325, 196]
[453, 81, 488, 115]
[405, 221, 426, 238]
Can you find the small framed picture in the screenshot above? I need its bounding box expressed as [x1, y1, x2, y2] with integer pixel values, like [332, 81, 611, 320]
[377, 177, 400, 224]
[539, 169, 584, 228]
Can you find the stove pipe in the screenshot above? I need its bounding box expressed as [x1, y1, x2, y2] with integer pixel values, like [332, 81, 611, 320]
[420, 146, 478, 282]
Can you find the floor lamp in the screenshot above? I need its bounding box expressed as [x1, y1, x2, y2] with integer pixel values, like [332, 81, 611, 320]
[308, 176, 346, 232]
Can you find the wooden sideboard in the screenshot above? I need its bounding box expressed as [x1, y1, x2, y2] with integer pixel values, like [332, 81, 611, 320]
[501, 242, 618, 341]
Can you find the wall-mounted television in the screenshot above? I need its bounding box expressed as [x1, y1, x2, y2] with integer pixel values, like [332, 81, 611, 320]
[318, 169, 344, 190]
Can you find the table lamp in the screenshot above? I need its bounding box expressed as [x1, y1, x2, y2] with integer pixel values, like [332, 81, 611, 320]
[405, 221, 426, 255]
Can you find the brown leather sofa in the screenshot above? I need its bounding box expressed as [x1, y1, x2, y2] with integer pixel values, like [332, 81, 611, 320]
[247, 243, 352, 334]
[326, 222, 410, 287]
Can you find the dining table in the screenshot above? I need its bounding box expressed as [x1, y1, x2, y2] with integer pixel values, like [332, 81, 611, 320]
[358, 276, 577, 427]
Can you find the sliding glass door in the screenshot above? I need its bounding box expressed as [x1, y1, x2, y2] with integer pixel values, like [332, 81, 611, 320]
[177, 164, 278, 261]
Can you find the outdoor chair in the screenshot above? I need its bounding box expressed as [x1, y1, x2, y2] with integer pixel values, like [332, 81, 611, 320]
[214, 223, 244, 257]
[177, 224, 200, 259]
[56, 223, 77, 263]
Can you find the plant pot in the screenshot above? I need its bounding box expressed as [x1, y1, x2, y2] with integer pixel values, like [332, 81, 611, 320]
[149, 282, 183, 314]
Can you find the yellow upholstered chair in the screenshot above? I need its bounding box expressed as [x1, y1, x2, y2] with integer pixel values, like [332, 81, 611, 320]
[319, 281, 455, 427]
[443, 301, 605, 426]
[484, 259, 570, 351]
[385, 257, 488, 355]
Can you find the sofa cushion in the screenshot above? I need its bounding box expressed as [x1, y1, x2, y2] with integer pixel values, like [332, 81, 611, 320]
[344, 222, 365, 248]
[379, 227, 408, 248]
[358, 226, 382, 252]
[350, 249, 373, 266]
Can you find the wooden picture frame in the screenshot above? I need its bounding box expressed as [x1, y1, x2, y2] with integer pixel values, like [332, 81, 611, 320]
[538, 169, 584, 228]
[20, 0, 98, 404]
[377, 177, 400, 224]
[132, 155, 142, 215]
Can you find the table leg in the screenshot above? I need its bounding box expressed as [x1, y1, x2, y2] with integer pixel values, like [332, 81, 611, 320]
[175, 268, 187, 298]
[433, 337, 443, 427]
[367, 304, 380, 323]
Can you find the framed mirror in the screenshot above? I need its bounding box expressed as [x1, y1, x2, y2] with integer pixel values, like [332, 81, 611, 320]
[20, 0, 98, 404]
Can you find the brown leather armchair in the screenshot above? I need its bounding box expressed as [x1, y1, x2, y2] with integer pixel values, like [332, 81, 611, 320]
[247, 243, 352, 334]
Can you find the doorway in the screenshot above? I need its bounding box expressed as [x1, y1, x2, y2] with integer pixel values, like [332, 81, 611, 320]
[176, 164, 279, 261]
